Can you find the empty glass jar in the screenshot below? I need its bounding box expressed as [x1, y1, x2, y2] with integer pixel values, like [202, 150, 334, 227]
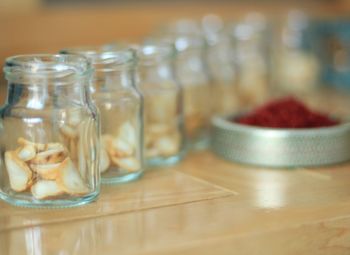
[61, 47, 144, 184]
[0, 54, 100, 208]
[135, 43, 185, 166]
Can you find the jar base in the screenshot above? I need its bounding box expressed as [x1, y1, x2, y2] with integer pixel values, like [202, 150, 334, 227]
[0, 191, 99, 209]
[190, 136, 210, 151]
[146, 153, 185, 168]
[101, 170, 143, 185]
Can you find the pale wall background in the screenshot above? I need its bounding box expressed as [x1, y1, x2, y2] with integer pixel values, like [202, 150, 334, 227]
[0, 0, 349, 103]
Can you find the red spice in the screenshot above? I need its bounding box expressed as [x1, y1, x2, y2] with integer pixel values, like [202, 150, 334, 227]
[235, 97, 340, 128]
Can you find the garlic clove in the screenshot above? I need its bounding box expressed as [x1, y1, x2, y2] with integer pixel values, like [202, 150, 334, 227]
[17, 138, 46, 152]
[17, 137, 65, 152]
[30, 148, 66, 165]
[4, 151, 33, 192]
[111, 157, 140, 172]
[60, 124, 78, 139]
[31, 180, 64, 200]
[56, 158, 89, 195]
[30, 162, 63, 180]
[118, 122, 137, 147]
[111, 137, 134, 157]
[154, 135, 180, 156]
[100, 143, 110, 174]
[16, 144, 36, 161]
[46, 143, 65, 151]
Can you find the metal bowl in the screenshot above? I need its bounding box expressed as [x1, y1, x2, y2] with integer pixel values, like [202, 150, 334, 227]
[211, 116, 350, 168]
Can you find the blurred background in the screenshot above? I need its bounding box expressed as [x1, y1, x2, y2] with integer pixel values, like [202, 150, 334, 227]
[1, 0, 350, 105]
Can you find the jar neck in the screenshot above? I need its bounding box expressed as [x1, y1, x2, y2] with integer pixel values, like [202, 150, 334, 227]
[136, 59, 174, 84]
[5, 82, 91, 109]
[92, 67, 135, 92]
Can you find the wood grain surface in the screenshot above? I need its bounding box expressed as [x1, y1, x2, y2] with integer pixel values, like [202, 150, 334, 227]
[1, 150, 350, 254]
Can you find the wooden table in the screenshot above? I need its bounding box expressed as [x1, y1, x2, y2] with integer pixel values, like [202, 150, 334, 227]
[1, 151, 350, 255]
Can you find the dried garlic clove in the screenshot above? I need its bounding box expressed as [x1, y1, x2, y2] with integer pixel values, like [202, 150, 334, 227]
[17, 138, 46, 152]
[56, 158, 89, 195]
[100, 143, 110, 174]
[154, 135, 180, 156]
[111, 157, 140, 172]
[46, 143, 65, 151]
[111, 137, 134, 157]
[30, 162, 63, 180]
[4, 151, 33, 192]
[31, 148, 66, 165]
[17, 138, 65, 152]
[118, 122, 137, 147]
[60, 124, 78, 139]
[16, 144, 36, 161]
[31, 180, 64, 200]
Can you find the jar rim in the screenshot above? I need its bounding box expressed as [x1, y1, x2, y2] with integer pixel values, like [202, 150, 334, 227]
[135, 42, 176, 66]
[155, 33, 207, 53]
[60, 46, 135, 72]
[3, 54, 92, 84]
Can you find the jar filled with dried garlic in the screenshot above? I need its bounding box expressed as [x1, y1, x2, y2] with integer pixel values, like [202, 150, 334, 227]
[135, 43, 185, 166]
[0, 54, 100, 208]
[61, 47, 144, 183]
[174, 35, 212, 149]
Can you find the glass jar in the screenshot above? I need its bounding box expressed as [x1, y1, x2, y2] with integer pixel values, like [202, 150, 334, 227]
[135, 43, 185, 166]
[0, 54, 100, 208]
[174, 35, 212, 150]
[61, 47, 144, 184]
[229, 13, 271, 109]
[202, 15, 240, 116]
[275, 10, 320, 94]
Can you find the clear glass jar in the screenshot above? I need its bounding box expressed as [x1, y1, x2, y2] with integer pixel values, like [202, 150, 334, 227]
[275, 10, 320, 94]
[0, 54, 100, 208]
[174, 35, 212, 150]
[229, 13, 271, 109]
[135, 43, 185, 166]
[61, 47, 144, 184]
[202, 15, 240, 116]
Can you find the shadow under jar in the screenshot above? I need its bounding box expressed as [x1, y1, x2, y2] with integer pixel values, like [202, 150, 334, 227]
[0, 54, 100, 208]
[61, 48, 144, 184]
[135, 43, 185, 166]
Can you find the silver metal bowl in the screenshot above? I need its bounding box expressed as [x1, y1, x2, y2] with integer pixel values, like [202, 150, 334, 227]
[211, 116, 350, 168]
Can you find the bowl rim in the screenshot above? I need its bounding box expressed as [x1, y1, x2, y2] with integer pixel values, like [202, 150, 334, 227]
[212, 115, 350, 136]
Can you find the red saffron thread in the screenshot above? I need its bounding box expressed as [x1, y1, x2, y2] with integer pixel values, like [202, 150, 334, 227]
[235, 97, 340, 128]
